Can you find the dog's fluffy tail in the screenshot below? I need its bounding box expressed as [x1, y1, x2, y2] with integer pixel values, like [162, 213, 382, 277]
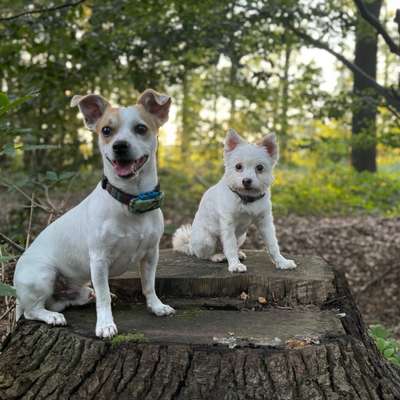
[15, 301, 22, 321]
[172, 224, 193, 255]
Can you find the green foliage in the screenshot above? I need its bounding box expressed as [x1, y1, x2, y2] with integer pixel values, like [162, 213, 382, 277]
[369, 325, 400, 367]
[0, 282, 16, 297]
[272, 166, 400, 216]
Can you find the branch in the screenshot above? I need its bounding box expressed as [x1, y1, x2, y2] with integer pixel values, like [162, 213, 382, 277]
[0, 0, 86, 22]
[286, 24, 400, 115]
[0, 232, 24, 253]
[354, 0, 400, 56]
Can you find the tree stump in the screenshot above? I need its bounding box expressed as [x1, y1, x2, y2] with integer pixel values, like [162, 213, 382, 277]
[0, 250, 399, 399]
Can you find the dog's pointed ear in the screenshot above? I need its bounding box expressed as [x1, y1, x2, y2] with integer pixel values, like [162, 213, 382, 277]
[137, 89, 171, 126]
[224, 129, 245, 152]
[259, 133, 279, 164]
[71, 94, 110, 131]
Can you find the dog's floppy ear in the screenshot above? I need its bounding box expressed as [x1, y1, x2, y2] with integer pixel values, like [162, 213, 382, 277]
[71, 94, 110, 131]
[259, 133, 279, 165]
[137, 89, 171, 126]
[224, 129, 245, 152]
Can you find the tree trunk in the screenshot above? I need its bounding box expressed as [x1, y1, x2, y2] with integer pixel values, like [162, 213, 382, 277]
[279, 41, 292, 161]
[180, 71, 190, 162]
[229, 53, 239, 127]
[351, 0, 382, 172]
[1, 250, 400, 399]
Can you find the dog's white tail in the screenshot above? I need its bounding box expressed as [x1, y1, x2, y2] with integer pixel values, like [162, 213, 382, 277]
[15, 301, 22, 321]
[172, 225, 193, 255]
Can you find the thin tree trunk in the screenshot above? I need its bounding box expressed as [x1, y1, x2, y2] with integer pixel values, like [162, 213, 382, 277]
[229, 54, 238, 127]
[351, 0, 382, 172]
[181, 70, 190, 162]
[280, 41, 291, 161]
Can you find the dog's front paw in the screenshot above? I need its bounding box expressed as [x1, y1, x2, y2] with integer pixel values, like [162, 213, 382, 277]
[276, 257, 297, 270]
[45, 311, 67, 326]
[149, 302, 176, 317]
[228, 262, 247, 273]
[211, 253, 226, 263]
[96, 322, 118, 338]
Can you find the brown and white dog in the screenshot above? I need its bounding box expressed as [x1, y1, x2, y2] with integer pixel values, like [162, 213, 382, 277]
[14, 89, 175, 338]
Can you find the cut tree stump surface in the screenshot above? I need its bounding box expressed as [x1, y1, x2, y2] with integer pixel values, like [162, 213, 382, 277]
[110, 250, 335, 306]
[1, 250, 400, 400]
[65, 304, 344, 347]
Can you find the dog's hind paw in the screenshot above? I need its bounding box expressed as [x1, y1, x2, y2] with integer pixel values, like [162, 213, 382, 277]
[276, 258, 297, 270]
[228, 262, 247, 273]
[25, 310, 67, 326]
[96, 322, 118, 338]
[150, 302, 176, 317]
[46, 311, 67, 326]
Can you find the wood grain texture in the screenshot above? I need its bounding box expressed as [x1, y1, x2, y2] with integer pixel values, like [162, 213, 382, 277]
[110, 250, 336, 306]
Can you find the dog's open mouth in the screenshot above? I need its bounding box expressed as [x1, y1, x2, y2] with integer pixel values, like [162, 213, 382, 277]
[110, 155, 149, 178]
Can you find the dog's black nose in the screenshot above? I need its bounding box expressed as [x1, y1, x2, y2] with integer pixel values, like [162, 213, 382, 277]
[113, 141, 129, 155]
[242, 178, 252, 188]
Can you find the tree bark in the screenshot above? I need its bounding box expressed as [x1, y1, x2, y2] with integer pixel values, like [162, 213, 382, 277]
[351, 0, 382, 172]
[1, 250, 399, 400]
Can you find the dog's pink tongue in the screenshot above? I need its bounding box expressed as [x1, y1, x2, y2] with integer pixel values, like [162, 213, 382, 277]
[113, 161, 133, 177]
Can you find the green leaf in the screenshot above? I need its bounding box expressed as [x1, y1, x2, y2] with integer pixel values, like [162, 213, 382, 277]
[46, 171, 58, 181]
[370, 324, 390, 339]
[59, 171, 76, 180]
[376, 337, 387, 352]
[0, 92, 9, 108]
[0, 255, 15, 263]
[384, 348, 395, 358]
[1, 143, 16, 157]
[0, 92, 37, 119]
[0, 282, 16, 297]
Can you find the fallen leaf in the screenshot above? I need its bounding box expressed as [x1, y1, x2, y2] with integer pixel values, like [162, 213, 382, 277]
[240, 292, 249, 301]
[258, 296, 267, 304]
[286, 339, 307, 349]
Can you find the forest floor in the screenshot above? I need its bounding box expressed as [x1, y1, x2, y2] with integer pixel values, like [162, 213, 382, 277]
[0, 188, 399, 342]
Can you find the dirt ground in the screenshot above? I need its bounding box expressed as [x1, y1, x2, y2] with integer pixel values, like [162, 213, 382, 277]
[1, 209, 400, 341]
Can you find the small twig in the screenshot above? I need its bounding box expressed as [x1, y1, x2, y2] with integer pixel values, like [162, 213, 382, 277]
[0, 0, 86, 22]
[0, 179, 51, 213]
[25, 193, 35, 248]
[0, 232, 24, 253]
[0, 302, 14, 321]
[43, 185, 58, 211]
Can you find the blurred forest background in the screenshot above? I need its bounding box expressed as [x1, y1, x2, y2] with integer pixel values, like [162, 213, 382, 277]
[1, 0, 400, 342]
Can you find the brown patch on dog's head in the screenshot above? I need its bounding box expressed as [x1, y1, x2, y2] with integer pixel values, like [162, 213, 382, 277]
[137, 89, 171, 128]
[71, 94, 110, 131]
[96, 108, 121, 143]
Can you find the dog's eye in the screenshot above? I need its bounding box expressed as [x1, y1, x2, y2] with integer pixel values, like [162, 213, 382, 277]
[256, 164, 264, 173]
[101, 126, 112, 137]
[135, 124, 148, 135]
[235, 163, 243, 171]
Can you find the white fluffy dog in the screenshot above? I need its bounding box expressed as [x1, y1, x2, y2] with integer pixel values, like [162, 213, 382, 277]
[14, 89, 175, 338]
[173, 129, 296, 273]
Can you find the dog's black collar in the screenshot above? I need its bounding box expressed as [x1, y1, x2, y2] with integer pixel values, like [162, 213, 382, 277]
[101, 176, 163, 214]
[230, 188, 266, 204]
